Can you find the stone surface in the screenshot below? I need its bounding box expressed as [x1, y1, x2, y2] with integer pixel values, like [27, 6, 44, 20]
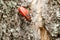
[0, 0, 60, 40]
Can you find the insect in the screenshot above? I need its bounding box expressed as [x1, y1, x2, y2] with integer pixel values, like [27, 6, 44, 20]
[18, 6, 31, 21]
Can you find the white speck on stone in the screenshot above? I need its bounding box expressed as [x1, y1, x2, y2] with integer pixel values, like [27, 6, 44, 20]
[16, 27, 20, 32]
[27, 0, 32, 3]
[10, 29, 14, 32]
[0, 10, 2, 12]
[3, 15, 7, 18]
[56, 8, 60, 20]
[11, 1, 17, 6]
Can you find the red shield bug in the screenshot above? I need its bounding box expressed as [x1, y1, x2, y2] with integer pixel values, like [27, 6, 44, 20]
[18, 6, 31, 21]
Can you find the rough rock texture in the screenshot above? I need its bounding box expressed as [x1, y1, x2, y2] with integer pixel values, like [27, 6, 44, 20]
[43, 0, 60, 40]
[0, 0, 60, 40]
